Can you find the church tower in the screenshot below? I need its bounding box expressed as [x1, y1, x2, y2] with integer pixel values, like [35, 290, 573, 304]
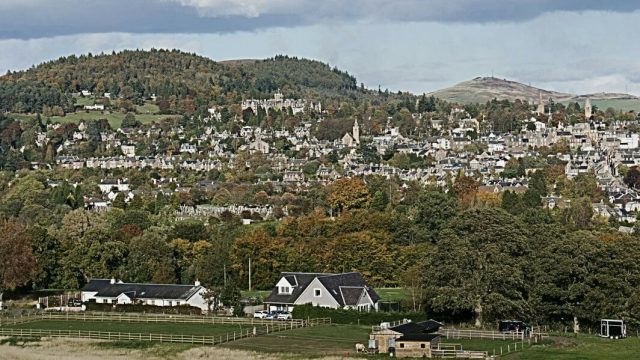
[585, 98, 592, 119]
[536, 93, 545, 115]
[353, 117, 360, 145]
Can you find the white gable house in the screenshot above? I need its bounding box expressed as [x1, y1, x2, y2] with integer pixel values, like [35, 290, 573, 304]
[264, 272, 379, 312]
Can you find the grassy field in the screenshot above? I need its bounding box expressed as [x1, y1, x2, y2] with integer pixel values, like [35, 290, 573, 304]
[47, 112, 179, 129]
[6, 320, 263, 337]
[9, 101, 178, 128]
[559, 98, 640, 112]
[505, 335, 640, 359]
[224, 324, 370, 357]
[5, 319, 640, 359]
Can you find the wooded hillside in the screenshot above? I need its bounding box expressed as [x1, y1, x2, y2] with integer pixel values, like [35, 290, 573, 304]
[0, 50, 357, 113]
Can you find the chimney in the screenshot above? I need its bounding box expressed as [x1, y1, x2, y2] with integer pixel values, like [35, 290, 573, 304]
[195, 280, 201, 287]
[110, 278, 116, 285]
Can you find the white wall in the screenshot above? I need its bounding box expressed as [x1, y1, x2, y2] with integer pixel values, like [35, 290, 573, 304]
[294, 278, 339, 308]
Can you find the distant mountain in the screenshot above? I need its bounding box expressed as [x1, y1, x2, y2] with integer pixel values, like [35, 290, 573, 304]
[0, 50, 358, 113]
[427, 77, 573, 104]
[427, 77, 640, 106]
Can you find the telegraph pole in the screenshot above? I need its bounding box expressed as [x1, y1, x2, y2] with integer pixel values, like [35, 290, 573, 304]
[248, 257, 252, 291]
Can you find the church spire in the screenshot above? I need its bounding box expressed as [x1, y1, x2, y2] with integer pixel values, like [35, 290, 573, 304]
[352, 117, 360, 145]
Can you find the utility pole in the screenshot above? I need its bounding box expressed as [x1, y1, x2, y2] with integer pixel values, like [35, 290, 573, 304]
[248, 256, 252, 292]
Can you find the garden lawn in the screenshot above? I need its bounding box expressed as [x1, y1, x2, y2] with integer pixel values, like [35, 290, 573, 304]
[375, 288, 411, 301]
[6, 320, 264, 337]
[223, 324, 370, 357]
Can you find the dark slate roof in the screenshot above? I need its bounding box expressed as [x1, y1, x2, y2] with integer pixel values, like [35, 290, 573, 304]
[419, 320, 444, 333]
[264, 273, 332, 304]
[81, 279, 112, 292]
[340, 287, 365, 306]
[391, 320, 443, 335]
[316, 272, 379, 307]
[397, 333, 440, 342]
[86, 280, 202, 301]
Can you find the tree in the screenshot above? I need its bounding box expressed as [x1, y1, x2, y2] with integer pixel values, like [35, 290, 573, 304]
[327, 177, 371, 214]
[453, 175, 479, 208]
[370, 190, 388, 211]
[112, 192, 126, 209]
[414, 188, 458, 243]
[123, 231, 176, 283]
[624, 166, 640, 189]
[322, 231, 395, 286]
[0, 220, 37, 304]
[422, 208, 529, 327]
[528, 229, 601, 330]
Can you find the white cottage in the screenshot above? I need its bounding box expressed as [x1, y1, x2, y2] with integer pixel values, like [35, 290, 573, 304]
[81, 279, 209, 311]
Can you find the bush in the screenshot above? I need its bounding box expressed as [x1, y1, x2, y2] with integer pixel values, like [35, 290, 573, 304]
[85, 302, 202, 315]
[291, 304, 430, 325]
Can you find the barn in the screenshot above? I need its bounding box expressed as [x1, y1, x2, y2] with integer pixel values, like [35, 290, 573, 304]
[370, 320, 443, 358]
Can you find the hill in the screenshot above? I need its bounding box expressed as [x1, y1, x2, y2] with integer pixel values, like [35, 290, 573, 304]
[427, 77, 573, 104]
[427, 77, 640, 110]
[0, 50, 357, 113]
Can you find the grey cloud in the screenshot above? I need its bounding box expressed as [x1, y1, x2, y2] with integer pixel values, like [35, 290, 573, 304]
[2, 0, 640, 39]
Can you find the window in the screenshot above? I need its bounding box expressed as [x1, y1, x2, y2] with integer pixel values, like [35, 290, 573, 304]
[314, 289, 321, 297]
[279, 286, 291, 294]
[399, 343, 405, 348]
[421, 343, 426, 349]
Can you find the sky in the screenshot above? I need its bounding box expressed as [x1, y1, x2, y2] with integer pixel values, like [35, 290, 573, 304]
[1, 0, 640, 95]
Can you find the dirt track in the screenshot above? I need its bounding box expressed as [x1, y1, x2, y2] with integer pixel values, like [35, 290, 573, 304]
[0, 337, 342, 359]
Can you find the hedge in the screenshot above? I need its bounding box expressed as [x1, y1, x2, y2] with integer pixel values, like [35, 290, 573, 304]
[291, 304, 430, 325]
[85, 302, 202, 315]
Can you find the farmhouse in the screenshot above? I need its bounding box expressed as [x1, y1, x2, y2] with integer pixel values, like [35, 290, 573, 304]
[264, 272, 379, 312]
[370, 320, 443, 358]
[81, 278, 209, 311]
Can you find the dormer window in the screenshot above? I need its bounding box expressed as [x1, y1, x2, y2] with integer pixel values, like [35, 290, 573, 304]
[279, 286, 291, 294]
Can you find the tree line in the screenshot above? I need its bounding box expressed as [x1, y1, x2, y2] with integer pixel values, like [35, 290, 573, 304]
[0, 165, 637, 330]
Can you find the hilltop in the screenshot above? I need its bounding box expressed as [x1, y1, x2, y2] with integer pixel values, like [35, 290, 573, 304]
[427, 76, 572, 104]
[427, 77, 640, 111]
[0, 50, 357, 113]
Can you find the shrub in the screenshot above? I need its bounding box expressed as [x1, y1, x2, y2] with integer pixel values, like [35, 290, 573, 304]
[291, 304, 430, 325]
[85, 303, 202, 315]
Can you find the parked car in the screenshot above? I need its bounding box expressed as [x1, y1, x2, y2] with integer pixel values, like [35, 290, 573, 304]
[277, 311, 292, 320]
[499, 320, 530, 336]
[67, 298, 82, 307]
[264, 311, 280, 320]
[253, 310, 269, 319]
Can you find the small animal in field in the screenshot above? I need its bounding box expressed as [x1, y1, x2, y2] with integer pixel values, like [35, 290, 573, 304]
[355, 343, 366, 352]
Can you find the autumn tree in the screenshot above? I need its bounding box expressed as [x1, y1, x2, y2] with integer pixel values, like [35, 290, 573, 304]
[327, 177, 371, 215]
[0, 220, 37, 305]
[453, 175, 479, 208]
[322, 231, 396, 286]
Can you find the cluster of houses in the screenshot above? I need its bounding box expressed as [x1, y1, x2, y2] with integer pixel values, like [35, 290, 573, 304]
[25, 92, 639, 227]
